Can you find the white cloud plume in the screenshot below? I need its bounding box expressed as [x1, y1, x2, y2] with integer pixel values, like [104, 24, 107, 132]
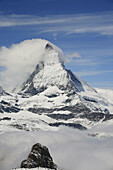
[0, 38, 65, 92]
[0, 39, 45, 91]
[74, 70, 113, 77]
[67, 52, 81, 58]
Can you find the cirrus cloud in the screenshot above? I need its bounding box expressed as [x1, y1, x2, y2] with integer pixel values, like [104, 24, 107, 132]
[0, 11, 113, 36]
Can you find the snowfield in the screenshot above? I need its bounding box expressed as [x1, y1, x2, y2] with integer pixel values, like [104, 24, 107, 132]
[95, 88, 113, 104]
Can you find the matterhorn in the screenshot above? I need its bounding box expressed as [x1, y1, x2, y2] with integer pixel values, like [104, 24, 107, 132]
[0, 39, 113, 170]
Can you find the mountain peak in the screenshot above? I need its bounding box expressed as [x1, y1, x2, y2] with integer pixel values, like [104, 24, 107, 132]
[19, 41, 95, 97]
[20, 47, 70, 95]
[45, 43, 53, 51]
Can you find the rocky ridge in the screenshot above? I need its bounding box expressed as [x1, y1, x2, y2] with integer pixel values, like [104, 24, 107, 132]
[20, 143, 57, 169]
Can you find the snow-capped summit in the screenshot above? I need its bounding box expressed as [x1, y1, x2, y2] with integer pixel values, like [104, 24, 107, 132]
[17, 40, 113, 118]
[20, 42, 95, 96]
[20, 42, 77, 95]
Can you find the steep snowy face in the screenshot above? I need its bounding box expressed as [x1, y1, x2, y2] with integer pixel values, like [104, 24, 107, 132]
[20, 43, 81, 95]
[33, 47, 68, 89]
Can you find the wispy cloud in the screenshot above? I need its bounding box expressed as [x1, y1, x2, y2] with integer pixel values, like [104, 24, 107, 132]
[0, 11, 113, 36]
[67, 52, 82, 59]
[68, 58, 100, 66]
[0, 39, 66, 91]
[76, 59, 98, 66]
[53, 33, 57, 40]
[93, 81, 113, 89]
[74, 70, 113, 76]
[0, 39, 48, 91]
[94, 81, 113, 86]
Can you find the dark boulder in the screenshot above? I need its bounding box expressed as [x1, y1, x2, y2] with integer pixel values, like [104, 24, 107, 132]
[21, 143, 57, 169]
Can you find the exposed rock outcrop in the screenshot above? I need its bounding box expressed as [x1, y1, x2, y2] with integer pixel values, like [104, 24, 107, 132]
[21, 143, 57, 169]
[0, 100, 20, 113]
[49, 122, 87, 130]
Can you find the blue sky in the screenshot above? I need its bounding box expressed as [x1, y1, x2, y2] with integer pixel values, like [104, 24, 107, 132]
[0, 0, 113, 89]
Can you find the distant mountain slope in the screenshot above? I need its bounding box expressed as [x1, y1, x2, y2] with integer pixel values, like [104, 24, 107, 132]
[95, 88, 113, 104]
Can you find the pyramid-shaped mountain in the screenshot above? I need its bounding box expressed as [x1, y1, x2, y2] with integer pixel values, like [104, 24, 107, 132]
[17, 42, 113, 123]
[21, 43, 88, 95]
[20, 43, 98, 95]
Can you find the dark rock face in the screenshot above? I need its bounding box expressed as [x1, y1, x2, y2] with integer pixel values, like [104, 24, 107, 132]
[0, 100, 20, 113]
[83, 96, 97, 103]
[0, 117, 11, 121]
[27, 103, 113, 123]
[67, 70, 84, 92]
[11, 123, 29, 131]
[28, 103, 91, 115]
[47, 113, 75, 120]
[21, 143, 57, 169]
[49, 122, 87, 130]
[103, 114, 113, 121]
[80, 111, 113, 122]
[80, 112, 105, 122]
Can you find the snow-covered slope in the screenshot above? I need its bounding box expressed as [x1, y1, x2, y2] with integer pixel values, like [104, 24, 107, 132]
[95, 88, 113, 104]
